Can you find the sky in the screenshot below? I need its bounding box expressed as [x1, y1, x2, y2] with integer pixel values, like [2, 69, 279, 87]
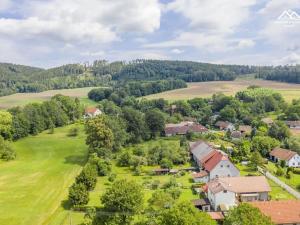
[0, 0, 299, 68]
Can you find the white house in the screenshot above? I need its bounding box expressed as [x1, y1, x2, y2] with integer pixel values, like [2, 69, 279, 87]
[270, 147, 300, 168]
[206, 176, 271, 211]
[190, 141, 239, 182]
[84, 107, 102, 118]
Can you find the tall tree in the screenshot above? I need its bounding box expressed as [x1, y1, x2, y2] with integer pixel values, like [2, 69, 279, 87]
[97, 179, 144, 225]
[0, 111, 12, 139]
[157, 201, 216, 225]
[145, 109, 165, 138]
[224, 203, 274, 225]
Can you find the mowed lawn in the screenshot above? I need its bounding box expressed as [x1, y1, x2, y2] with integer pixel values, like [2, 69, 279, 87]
[0, 124, 88, 225]
[0, 87, 99, 109]
[145, 78, 300, 102]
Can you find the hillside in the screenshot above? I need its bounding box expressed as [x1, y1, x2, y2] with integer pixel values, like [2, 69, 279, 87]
[0, 60, 255, 97]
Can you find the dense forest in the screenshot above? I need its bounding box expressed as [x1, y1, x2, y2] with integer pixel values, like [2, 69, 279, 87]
[0, 60, 255, 97]
[257, 65, 300, 83]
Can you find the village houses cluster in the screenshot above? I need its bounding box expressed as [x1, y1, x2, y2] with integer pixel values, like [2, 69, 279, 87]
[161, 119, 300, 224]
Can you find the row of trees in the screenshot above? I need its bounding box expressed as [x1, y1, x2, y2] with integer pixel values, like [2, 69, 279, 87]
[257, 65, 300, 83]
[88, 79, 187, 102]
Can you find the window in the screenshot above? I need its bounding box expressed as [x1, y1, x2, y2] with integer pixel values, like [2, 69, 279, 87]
[227, 165, 230, 168]
[228, 174, 230, 177]
[223, 190, 227, 193]
[220, 165, 223, 168]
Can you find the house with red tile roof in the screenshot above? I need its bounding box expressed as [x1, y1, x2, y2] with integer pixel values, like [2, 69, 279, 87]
[250, 200, 300, 225]
[84, 107, 102, 118]
[270, 147, 300, 168]
[164, 121, 208, 136]
[207, 176, 270, 211]
[215, 121, 235, 131]
[190, 141, 239, 182]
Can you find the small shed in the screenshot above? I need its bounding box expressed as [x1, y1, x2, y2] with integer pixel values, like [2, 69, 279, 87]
[191, 198, 211, 211]
[153, 168, 169, 175]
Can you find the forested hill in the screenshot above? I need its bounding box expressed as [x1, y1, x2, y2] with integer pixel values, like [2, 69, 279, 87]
[112, 60, 255, 81]
[257, 65, 300, 84]
[0, 59, 257, 97]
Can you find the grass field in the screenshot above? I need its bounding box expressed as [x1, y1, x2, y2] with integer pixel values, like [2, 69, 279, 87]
[0, 87, 99, 109]
[0, 124, 88, 225]
[145, 78, 300, 102]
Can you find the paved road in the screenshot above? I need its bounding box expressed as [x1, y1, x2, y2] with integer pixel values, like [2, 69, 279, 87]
[258, 166, 300, 199]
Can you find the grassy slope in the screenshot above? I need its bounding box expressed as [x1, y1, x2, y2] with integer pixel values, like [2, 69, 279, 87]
[0, 124, 88, 225]
[0, 87, 99, 109]
[145, 78, 300, 102]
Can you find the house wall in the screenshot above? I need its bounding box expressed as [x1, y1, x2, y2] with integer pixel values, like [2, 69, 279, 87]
[208, 189, 236, 211]
[209, 160, 240, 180]
[287, 154, 300, 167]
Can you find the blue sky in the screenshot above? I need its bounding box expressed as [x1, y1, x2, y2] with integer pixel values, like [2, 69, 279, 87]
[0, 0, 299, 68]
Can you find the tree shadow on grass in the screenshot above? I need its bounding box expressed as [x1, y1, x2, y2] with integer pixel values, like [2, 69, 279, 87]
[64, 154, 88, 166]
[61, 199, 72, 210]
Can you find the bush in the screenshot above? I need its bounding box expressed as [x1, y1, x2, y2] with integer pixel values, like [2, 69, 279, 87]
[276, 167, 284, 176]
[151, 180, 160, 190]
[69, 183, 89, 207]
[160, 158, 173, 169]
[108, 173, 117, 182]
[76, 164, 98, 191]
[96, 159, 112, 176]
[68, 127, 79, 137]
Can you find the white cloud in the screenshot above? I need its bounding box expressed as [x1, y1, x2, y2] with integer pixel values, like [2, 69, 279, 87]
[237, 39, 255, 48]
[272, 53, 300, 65]
[171, 48, 184, 54]
[0, 0, 11, 11]
[167, 0, 256, 34]
[0, 0, 161, 43]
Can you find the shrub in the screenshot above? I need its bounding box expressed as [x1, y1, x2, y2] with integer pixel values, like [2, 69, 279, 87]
[69, 183, 89, 207]
[68, 127, 79, 137]
[276, 167, 284, 176]
[108, 173, 117, 182]
[151, 180, 160, 190]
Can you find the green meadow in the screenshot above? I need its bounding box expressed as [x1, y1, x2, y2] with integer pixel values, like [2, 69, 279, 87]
[0, 124, 88, 225]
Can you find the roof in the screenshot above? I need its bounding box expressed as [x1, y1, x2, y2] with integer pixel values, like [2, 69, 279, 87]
[231, 131, 242, 138]
[207, 212, 225, 220]
[261, 117, 274, 124]
[239, 125, 252, 133]
[191, 198, 210, 206]
[189, 141, 214, 163]
[207, 176, 271, 194]
[203, 151, 229, 172]
[270, 147, 297, 161]
[153, 168, 169, 172]
[165, 121, 208, 135]
[85, 107, 100, 114]
[250, 200, 300, 224]
[192, 171, 208, 178]
[285, 120, 300, 127]
[215, 121, 232, 129]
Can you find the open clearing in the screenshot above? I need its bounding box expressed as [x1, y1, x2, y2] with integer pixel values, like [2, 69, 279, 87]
[145, 79, 300, 102]
[0, 87, 98, 109]
[0, 124, 87, 225]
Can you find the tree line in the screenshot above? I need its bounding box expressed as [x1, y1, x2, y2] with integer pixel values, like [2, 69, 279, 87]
[88, 79, 187, 102]
[257, 65, 300, 83]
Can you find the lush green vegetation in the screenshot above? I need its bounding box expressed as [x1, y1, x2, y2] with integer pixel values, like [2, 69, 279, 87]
[0, 124, 87, 225]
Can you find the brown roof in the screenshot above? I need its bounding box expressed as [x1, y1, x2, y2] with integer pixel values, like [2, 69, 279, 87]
[231, 131, 242, 138]
[85, 107, 100, 114]
[203, 152, 229, 172]
[208, 212, 225, 220]
[261, 117, 274, 124]
[250, 200, 300, 224]
[191, 198, 210, 206]
[192, 171, 208, 178]
[207, 176, 271, 194]
[270, 148, 297, 161]
[239, 125, 252, 133]
[165, 121, 207, 135]
[215, 121, 232, 129]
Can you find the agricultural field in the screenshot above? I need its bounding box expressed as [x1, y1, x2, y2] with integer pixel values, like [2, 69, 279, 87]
[145, 78, 300, 102]
[0, 87, 99, 109]
[0, 124, 88, 225]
